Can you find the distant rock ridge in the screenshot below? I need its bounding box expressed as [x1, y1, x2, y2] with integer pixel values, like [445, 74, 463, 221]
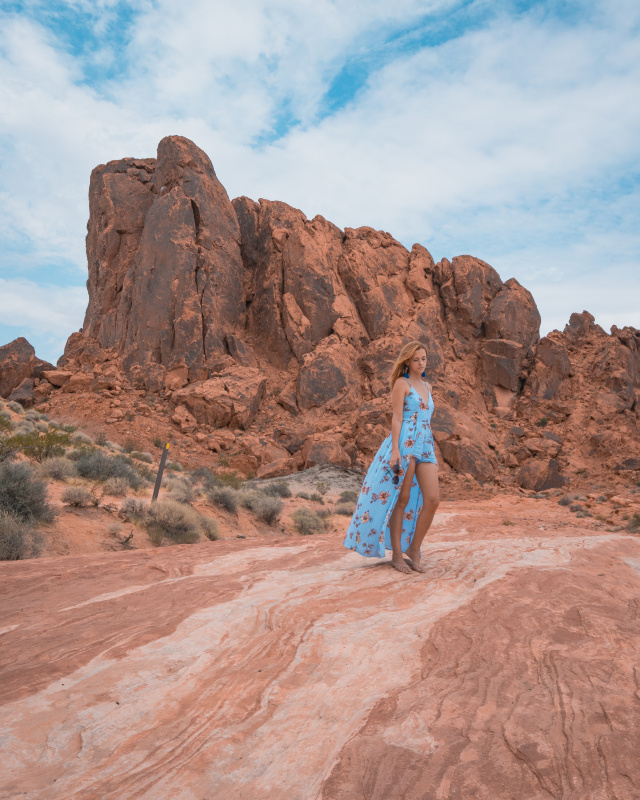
[2, 135, 639, 486]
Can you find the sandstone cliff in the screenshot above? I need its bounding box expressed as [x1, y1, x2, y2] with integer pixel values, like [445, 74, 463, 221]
[2, 135, 639, 488]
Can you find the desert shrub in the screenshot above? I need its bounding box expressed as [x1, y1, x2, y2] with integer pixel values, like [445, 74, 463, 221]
[208, 486, 239, 514]
[75, 451, 143, 489]
[165, 478, 193, 504]
[201, 516, 220, 541]
[71, 431, 94, 445]
[7, 401, 23, 414]
[108, 522, 124, 536]
[34, 420, 49, 432]
[296, 491, 311, 500]
[627, 513, 640, 532]
[10, 429, 72, 462]
[39, 456, 76, 481]
[153, 436, 163, 448]
[189, 466, 217, 489]
[0, 412, 13, 432]
[120, 497, 147, 521]
[535, 417, 548, 427]
[316, 480, 330, 495]
[61, 486, 93, 507]
[558, 496, 571, 506]
[53, 423, 77, 433]
[131, 451, 153, 463]
[0, 510, 42, 560]
[569, 503, 583, 513]
[292, 507, 327, 536]
[0, 435, 19, 463]
[334, 501, 356, 516]
[0, 461, 53, 523]
[133, 463, 156, 484]
[95, 430, 108, 446]
[105, 440, 123, 451]
[166, 460, 183, 472]
[338, 490, 359, 504]
[13, 421, 36, 435]
[309, 493, 325, 504]
[252, 496, 284, 525]
[262, 481, 292, 498]
[146, 499, 203, 544]
[123, 438, 138, 453]
[238, 490, 265, 513]
[216, 469, 242, 488]
[104, 476, 129, 496]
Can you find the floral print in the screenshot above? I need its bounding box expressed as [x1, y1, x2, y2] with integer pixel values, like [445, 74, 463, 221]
[343, 381, 437, 558]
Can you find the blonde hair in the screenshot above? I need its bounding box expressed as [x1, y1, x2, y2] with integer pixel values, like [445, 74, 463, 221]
[390, 341, 428, 388]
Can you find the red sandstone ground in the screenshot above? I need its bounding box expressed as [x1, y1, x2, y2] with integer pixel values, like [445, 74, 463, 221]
[2, 495, 640, 799]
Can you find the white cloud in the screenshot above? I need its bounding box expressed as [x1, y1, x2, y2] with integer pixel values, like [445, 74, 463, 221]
[0, 0, 639, 361]
[0, 278, 87, 335]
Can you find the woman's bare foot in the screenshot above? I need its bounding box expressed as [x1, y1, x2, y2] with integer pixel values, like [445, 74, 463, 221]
[405, 551, 426, 573]
[390, 559, 412, 574]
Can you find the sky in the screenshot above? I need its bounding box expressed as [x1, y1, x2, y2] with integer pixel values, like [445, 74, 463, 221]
[0, 0, 639, 365]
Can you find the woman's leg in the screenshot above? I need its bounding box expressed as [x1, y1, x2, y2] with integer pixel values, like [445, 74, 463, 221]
[406, 462, 439, 571]
[388, 458, 417, 573]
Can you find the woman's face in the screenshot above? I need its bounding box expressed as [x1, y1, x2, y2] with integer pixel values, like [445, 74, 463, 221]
[407, 348, 427, 375]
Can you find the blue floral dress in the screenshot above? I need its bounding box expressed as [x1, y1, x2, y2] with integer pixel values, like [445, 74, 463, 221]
[343, 379, 437, 558]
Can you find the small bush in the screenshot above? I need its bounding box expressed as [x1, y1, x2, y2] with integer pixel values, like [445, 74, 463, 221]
[216, 469, 242, 488]
[0, 414, 13, 433]
[292, 507, 327, 536]
[502, 519, 516, 526]
[34, 420, 49, 432]
[95, 431, 108, 446]
[338, 490, 359, 504]
[262, 481, 292, 498]
[0, 461, 53, 523]
[166, 478, 193, 504]
[309, 493, 325, 504]
[61, 486, 93, 507]
[166, 460, 183, 472]
[0, 435, 19, 463]
[146, 499, 204, 544]
[39, 456, 76, 481]
[296, 491, 311, 500]
[189, 466, 217, 489]
[535, 417, 548, 427]
[569, 503, 583, 513]
[626, 513, 640, 532]
[131, 451, 153, 463]
[104, 476, 129, 496]
[558, 496, 571, 506]
[317, 508, 332, 520]
[120, 497, 147, 521]
[123, 438, 138, 453]
[316, 480, 330, 495]
[75, 451, 143, 489]
[0, 510, 42, 560]
[105, 440, 122, 451]
[252, 496, 284, 525]
[7, 401, 23, 414]
[24, 409, 42, 421]
[201, 516, 220, 541]
[11, 429, 72, 462]
[72, 431, 94, 445]
[334, 501, 356, 516]
[153, 436, 163, 448]
[208, 486, 239, 514]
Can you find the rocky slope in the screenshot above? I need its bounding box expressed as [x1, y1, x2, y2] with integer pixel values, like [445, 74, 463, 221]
[2, 135, 639, 490]
[2, 497, 640, 799]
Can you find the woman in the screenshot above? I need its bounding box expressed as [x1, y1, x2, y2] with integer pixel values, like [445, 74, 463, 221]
[343, 341, 439, 574]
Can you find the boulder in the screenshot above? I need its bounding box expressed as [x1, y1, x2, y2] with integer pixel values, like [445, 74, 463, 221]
[438, 439, 495, 482]
[61, 372, 94, 393]
[301, 436, 351, 469]
[171, 367, 266, 430]
[256, 458, 298, 479]
[524, 335, 571, 400]
[516, 458, 567, 491]
[297, 339, 360, 411]
[276, 381, 299, 414]
[480, 339, 525, 393]
[7, 377, 36, 407]
[172, 405, 197, 434]
[484, 278, 540, 351]
[42, 369, 72, 388]
[0, 337, 35, 398]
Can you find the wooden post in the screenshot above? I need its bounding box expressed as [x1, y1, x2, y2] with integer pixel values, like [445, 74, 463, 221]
[152, 443, 170, 503]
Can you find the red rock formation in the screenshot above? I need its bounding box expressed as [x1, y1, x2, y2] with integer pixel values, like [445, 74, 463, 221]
[5, 135, 635, 485]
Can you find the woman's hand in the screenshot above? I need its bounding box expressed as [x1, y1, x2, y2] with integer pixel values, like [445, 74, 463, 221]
[390, 448, 401, 470]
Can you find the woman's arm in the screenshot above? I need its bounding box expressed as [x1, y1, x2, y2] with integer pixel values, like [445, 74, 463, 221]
[390, 379, 407, 467]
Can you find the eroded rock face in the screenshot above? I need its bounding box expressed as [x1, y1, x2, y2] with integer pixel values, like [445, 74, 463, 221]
[0, 338, 35, 398]
[37, 135, 639, 485]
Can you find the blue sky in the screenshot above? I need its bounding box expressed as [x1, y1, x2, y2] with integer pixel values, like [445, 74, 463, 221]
[1, 0, 639, 364]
